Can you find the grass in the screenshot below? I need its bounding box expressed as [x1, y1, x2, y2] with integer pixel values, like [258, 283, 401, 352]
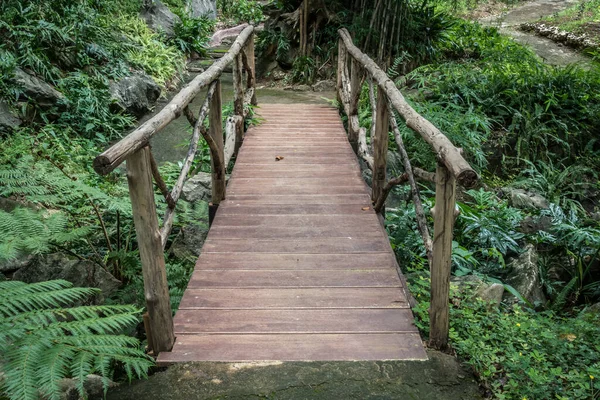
[541, 0, 600, 42]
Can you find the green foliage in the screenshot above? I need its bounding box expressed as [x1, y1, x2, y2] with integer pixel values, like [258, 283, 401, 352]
[541, 0, 600, 41]
[171, 15, 215, 55]
[455, 189, 524, 273]
[408, 272, 600, 400]
[291, 56, 316, 84]
[218, 0, 264, 24]
[256, 29, 291, 62]
[408, 20, 600, 166]
[0, 280, 153, 400]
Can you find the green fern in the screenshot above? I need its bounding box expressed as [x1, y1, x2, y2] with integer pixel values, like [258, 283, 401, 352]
[0, 280, 153, 400]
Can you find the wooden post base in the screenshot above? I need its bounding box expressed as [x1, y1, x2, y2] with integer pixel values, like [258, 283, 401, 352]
[209, 203, 219, 226]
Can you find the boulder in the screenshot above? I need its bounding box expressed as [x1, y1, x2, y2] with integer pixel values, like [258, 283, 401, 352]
[209, 23, 249, 47]
[386, 150, 404, 176]
[13, 253, 121, 302]
[451, 275, 504, 308]
[506, 188, 549, 210]
[520, 215, 553, 234]
[182, 172, 212, 203]
[0, 100, 21, 133]
[12, 68, 64, 108]
[109, 73, 161, 118]
[58, 374, 118, 400]
[312, 79, 335, 92]
[170, 224, 209, 261]
[140, 0, 181, 38]
[0, 254, 33, 274]
[187, 0, 217, 19]
[504, 244, 547, 306]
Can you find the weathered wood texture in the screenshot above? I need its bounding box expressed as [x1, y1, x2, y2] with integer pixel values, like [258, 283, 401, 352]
[157, 104, 426, 365]
[429, 163, 456, 350]
[337, 28, 478, 189]
[126, 147, 174, 353]
[93, 25, 254, 175]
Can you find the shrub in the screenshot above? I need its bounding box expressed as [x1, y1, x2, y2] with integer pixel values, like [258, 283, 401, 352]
[0, 280, 153, 400]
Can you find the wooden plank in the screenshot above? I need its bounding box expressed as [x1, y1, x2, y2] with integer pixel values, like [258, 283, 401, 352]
[223, 194, 371, 205]
[216, 204, 376, 215]
[202, 238, 390, 253]
[195, 252, 397, 270]
[212, 214, 381, 228]
[178, 288, 408, 309]
[227, 178, 364, 187]
[173, 309, 416, 334]
[157, 333, 427, 364]
[227, 186, 367, 196]
[187, 268, 401, 288]
[231, 170, 362, 179]
[206, 225, 381, 239]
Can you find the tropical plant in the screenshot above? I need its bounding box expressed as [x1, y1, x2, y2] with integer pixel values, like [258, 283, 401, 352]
[0, 280, 153, 400]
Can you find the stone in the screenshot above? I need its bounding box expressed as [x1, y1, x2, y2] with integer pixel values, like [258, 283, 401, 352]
[506, 188, 549, 210]
[140, 0, 181, 38]
[0, 100, 21, 133]
[312, 79, 335, 92]
[292, 84, 311, 92]
[451, 275, 504, 308]
[504, 244, 547, 306]
[106, 351, 481, 400]
[0, 254, 33, 273]
[475, 283, 504, 308]
[109, 73, 161, 118]
[270, 68, 287, 81]
[520, 215, 553, 234]
[187, 0, 217, 19]
[13, 253, 122, 302]
[170, 224, 209, 261]
[12, 68, 64, 108]
[386, 150, 404, 176]
[209, 23, 249, 47]
[182, 172, 212, 203]
[59, 374, 118, 400]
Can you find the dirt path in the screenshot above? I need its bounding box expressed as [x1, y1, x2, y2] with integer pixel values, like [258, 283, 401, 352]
[479, 0, 592, 67]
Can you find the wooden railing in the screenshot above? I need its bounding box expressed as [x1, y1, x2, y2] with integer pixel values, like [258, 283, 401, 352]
[337, 28, 478, 350]
[92, 25, 256, 354]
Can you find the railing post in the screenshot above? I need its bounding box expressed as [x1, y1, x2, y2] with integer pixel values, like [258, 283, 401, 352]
[429, 162, 456, 350]
[233, 53, 244, 154]
[348, 58, 361, 154]
[245, 33, 257, 106]
[208, 79, 225, 226]
[372, 88, 389, 211]
[336, 39, 346, 106]
[126, 146, 174, 354]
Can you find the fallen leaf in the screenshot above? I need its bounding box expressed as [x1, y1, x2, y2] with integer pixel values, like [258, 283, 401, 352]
[275, 155, 284, 161]
[361, 207, 370, 211]
[560, 333, 577, 342]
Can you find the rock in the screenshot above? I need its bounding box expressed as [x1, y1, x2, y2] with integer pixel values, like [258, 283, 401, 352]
[187, 0, 216, 19]
[386, 150, 403, 176]
[504, 244, 547, 306]
[451, 275, 504, 308]
[476, 283, 504, 308]
[13, 254, 121, 302]
[270, 68, 287, 81]
[170, 225, 209, 261]
[506, 188, 549, 210]
[109, 73, 161, 118]
[182, 172, 212, 203]
[312, 79, 335, 92]
[209, 23, 249, 47]
[0, 100, 21, 132]
[12, 68, 64, 108]
[59, 374, 118, 400]
[0, 254, 33, 274]
[584, 302, 600, 316]
[291, 84, 311, 91]
[140, 0, 181, 38]
[520, 215, 553, 234]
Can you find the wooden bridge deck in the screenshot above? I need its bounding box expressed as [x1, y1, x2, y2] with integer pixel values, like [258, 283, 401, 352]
[157, 104, 427, 364]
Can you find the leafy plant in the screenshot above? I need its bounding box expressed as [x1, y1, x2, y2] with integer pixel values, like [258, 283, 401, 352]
[171, 15, 215, 55]
[218, 0, 264, 23]
[0, 280, 153, 400]
[455, 189, 524, 273]
[291, 56, 316, 84]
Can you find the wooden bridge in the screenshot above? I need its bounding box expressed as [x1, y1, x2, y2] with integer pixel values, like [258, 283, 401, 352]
[93, 26, 477, 363]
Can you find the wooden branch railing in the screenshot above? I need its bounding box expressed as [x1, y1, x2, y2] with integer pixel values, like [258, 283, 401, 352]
[336, 28, 478, 351]
[92, 25, 256, 355]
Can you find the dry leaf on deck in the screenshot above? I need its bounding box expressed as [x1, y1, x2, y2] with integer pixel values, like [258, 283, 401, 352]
[275, 156, 284, 161]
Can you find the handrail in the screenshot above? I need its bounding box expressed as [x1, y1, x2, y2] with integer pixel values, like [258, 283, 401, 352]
[336, 28, 478, 351]
[92, 25, 256, 356]
[93, 25, 255, 175]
